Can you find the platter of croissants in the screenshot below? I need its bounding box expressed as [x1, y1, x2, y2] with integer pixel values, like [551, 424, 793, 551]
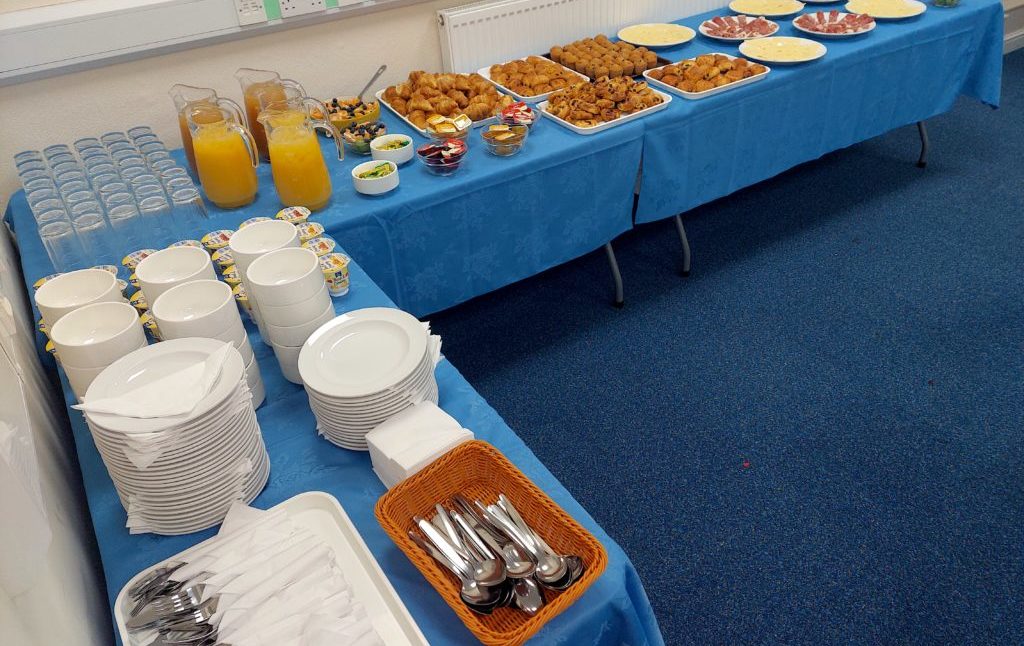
[378, 71, 515, 134]
[478, 55, 588, 102]
[643, 54, 769, 100]
[538, 76, 672, 134]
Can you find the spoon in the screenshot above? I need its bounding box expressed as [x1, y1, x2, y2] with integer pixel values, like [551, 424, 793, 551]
[413, 519, 499, 610]
[450, 510, 507, 588]
[483, 504, 567, 584]
[356, 64, 387, 104]
[454, 495, 537, 578]
[513, 577, 544, 616]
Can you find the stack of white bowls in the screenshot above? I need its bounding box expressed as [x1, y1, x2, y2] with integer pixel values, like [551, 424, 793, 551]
[134, 245, 217, 305]
[245, 247, 334, 384]
[35, 267, 126, 330]
[48, 301, 147, 400]
[151, 280, 265, 408]
[297, 308, 439, 450]
[227, 220, 301, 346]
[80, 338, 269, 535]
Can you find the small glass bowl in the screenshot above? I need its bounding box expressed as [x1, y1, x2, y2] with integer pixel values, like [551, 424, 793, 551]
[341, 121, 387, 156]
[481, 124, 529, 157]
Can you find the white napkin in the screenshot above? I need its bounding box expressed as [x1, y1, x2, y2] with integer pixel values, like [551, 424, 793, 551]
[73, 342, 232, 419]
[366, 402, 473, 488]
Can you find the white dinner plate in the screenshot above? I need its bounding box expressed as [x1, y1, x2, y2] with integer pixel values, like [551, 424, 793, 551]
[302, 352, 433, 405]
[793, 12, 877, 37]
[616, 23, 697, 49]
[698, 18, 780, 41]
[844, 0, 925, 18]
[299, 308, 427, 398]
[739, 36, 828, 64]
[729, 0, 806, 17]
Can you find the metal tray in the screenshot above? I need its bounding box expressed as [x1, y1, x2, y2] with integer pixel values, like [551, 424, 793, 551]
[114, 491, 428, 646]
[477, 57, 589, 103]
[537, 87, 673, 135]
[643, 54, 770, 100]
[376, 89, 497, 137]
[541, 52, 673, 80]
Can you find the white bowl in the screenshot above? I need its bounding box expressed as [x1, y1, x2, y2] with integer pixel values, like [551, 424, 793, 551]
[370, 135, 415, 166]
[245, 247, 325, 308]
[35, 268, 123, 329]
[264, 299, 335, 347]
[351, 160, 399, 196]
[213, 322, 254, 365]
[258, 283, 331, 328]
[271, 342, 303, 384]
[64, 363, 108, 401]
[151, 280, 240, 340]
[228, 220, 300, 272]
[247, 358, 265, 409]
[135, 246, 216, 304]
[49, 301, 146, 369]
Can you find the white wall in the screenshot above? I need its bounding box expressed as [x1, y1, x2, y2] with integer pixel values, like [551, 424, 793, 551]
[0, 0, 464, 211]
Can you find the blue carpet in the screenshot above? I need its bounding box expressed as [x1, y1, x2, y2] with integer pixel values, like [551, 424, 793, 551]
[429, 50, 1024, 644]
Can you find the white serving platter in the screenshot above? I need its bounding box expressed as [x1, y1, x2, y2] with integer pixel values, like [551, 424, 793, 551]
[114, 490, 427, 646]
[643, 54, 771, 100]
[844, 0, 925, 19]
[793, 12, 877, 37]
[739, 36, 828, 64]
[376, 89, 497, 137]
[729, 0, 806, 17]
[616, 23, 697, 49]
[537, 87, 672, 135]
[477, 57, 588, 103]
[698, 18, 780, 41]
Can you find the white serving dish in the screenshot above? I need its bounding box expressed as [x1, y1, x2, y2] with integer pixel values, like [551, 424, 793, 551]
[739, 36, 828, 64]
[793, 12, 877, 37]
[228, 220, 301, 272]
[152, 279, 238, 339]
[698, 18, 780, 41]
[135, 245, 216, 305]
[370, 134, 415, 165]
[245, 247, 324, 307]
[376, 89, 497, 137]
[49, 301, 145, 369]
[351, 160, 400, 196]
[476, 57, 588, 103]
[844, 0, 925, 19]
[616, 23, 697, 49]
[643, 54, 771, 100]
[729, 0, 806, 16]
[35, 268, 123, 328]
[537, 87, 673, 135]
[113, 491, 427, 645]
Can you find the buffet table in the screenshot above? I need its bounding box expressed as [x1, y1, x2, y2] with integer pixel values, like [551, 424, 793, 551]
[634, 0, 1005, 224]
[4, 199, 664, 645]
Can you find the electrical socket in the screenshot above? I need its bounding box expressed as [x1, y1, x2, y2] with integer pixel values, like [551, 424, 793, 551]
[279, 0, 327, 18]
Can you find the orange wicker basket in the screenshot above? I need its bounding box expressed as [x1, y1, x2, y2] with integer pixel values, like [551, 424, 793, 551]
[375, 440, 608, 646]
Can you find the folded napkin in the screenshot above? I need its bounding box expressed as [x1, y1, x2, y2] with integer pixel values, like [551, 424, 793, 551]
[366, 402, 474, 488]
[73, 342, 232, 420]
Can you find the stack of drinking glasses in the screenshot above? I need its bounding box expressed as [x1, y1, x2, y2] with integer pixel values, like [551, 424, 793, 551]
[14, 127, 207, 272]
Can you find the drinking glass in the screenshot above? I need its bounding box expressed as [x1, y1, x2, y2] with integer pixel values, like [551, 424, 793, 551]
[88, 165, 119, 183]
[84, 154, 114, 169]
[23, 176, 56, 193]
[40, 220, 86, 272]
[43, 144, 72, 160]
[107, 203, 142, 250]
[55, 169, 87, 186]
[146, 151, 172, 166]
[138, 195, 174, 245]
[101, 132, 129, 145]
[106, 141, 136, 155]
[47, 154, 78, 168]
[160, 167, 189, 187]
[149, 158, 176, 174]
[112, 149, 143, 164]
[58, 181, 91, 199]
[36, 205, 72, 227]
[14, 150, 43, 167]
[164, 176, 196, 194]
[17, 160, 48, 177]
[130, 173, 161, 189]
[74, 137, 103, 153]
[134, 183, 166, 202]
[102, 190, 136, 211]
[98, 181, 131, 202]
[30, 198, 68, 224]
[90, 174, 121, 195]
[133, 134, 161, 147]
[19, 169, 51, 186]
[27, 188, 60, 210]
[118, 167, 145, 183]
[139, 141, 167, 155]
[170, 187, 208, 237]
[127, 126, 154, 140]
[71, 212, 111, 262]
[63, 190, 96, 212]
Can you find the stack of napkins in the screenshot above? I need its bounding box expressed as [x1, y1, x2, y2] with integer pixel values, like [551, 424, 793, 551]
[366, 402, 473, 489]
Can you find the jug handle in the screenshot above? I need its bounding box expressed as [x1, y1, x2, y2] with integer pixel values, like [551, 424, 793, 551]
[303, 97, 344, 162]
[229, 122, 260, 169]
[217, 97, 246, 126]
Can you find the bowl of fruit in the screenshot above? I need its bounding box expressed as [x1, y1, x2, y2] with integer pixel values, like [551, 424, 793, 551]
[341, 121, 387, 155]
[321, 96, 381, 132]
[416, 139, 468, 176]
[500, 102, 537, 131]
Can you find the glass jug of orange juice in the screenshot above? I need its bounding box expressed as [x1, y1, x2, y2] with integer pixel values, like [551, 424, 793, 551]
[234, 68, 307, 161]
[188, 105, 259, 209]
[257, 97, 342, 212]
[169, 84, 244, 176]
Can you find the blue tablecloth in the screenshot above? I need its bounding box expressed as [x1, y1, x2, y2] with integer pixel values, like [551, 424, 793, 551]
[4, 199, 664, 645]
[201, 115, 642, 317]
[634, 0, 1005, 224]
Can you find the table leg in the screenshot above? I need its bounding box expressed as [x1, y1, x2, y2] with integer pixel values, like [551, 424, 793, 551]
[604, 242, 624, 309]
[674, 215, 692, 277]
[916, 121, 929, 169]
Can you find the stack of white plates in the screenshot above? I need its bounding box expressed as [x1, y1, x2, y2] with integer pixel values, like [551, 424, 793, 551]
[82, 338, 269, 535]
[298, 308, 438, 451]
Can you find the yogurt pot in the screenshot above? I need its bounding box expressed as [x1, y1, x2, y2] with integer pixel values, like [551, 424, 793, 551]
[92, 264, 120, 277]
[122, 249, 157, 271]
[45, 340, 57, 357]
[221, 264, 242, 287]
[168, 239, 203, 250]
[275, 206, 311, 225]
[302, 235, 336, 257]
[139, 310, 163, 341]
[116, 279, 130, 298]
[320, 253, 350, 297]
[38, 317, 49, 338]
[129, 290, 148, 312]
[201, 229, 235, 252]
[239, 216, 272, 229]
[129, 272, 140, 289]
[232, 282, 251, 313]
[33, 273, 62, 291]
[295, 222, 325, 243]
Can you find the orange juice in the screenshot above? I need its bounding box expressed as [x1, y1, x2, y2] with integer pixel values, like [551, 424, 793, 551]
[193, 122, 258, 209]
[244, 81, 288, 160]
[266, 112, 332, 211]
[178, 103, 224, 176]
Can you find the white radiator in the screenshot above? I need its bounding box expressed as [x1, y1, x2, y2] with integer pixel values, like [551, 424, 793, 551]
[437, 0, 730, 73]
